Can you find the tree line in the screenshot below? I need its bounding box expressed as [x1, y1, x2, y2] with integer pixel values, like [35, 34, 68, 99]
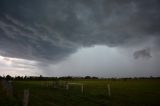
[0, 75, 160, 81]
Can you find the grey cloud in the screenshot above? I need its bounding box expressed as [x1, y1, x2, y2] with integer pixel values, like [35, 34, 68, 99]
[133, 48, 152, 59]
[0, 0, 160, 62]
[11, 64, 36, 70]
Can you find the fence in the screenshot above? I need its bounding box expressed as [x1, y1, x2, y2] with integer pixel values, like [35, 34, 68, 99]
[1, 80, 13, 97]
[0, 80, 111, 106]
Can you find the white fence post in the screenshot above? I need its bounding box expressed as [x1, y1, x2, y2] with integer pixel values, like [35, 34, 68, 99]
[81, 84, 83, 93]
[107, 84, 111, 97]
[23, 89, 29, 106]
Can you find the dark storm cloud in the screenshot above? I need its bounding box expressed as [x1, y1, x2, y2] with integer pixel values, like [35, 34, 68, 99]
[133, 48, 152, 59]
[0, 0, 160, 62]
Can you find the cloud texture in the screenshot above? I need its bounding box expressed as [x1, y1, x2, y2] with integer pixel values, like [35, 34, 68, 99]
[133, 48, 152, 59]
[0, 0, 160, 62]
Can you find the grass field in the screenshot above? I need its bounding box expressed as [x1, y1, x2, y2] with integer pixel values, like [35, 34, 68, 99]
[0, 79, 160, 106]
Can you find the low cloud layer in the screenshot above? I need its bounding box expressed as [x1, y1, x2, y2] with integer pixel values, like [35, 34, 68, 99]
[133, 48, 152, 59]
[0, 55, 39, 76]
[0, 0, 160, 63]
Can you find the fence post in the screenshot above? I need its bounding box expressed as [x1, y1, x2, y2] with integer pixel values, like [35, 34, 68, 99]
[107, 84, 111, 97]
[23, 89, 29, 106]
[81, 84, 83, 93]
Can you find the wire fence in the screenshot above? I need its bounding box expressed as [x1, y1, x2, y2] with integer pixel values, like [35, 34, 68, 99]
[0, 80, 110, 106]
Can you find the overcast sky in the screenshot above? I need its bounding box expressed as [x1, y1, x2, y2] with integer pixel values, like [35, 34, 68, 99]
[0, 0, 160, 77]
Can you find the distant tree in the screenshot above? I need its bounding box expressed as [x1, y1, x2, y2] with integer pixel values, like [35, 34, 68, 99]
[15, 76, 23, 80]
[39, 75, 43, 80]
[51, 77, 58, 80]
[59, 76, 73, 80]
[92, 76, 98, 79]
[85, 76, 91, 79]
[150, 76, 153, 79]
[0, 75, 2, 79]
[24, 75, 27, 80]
[5, 75, 12, 80]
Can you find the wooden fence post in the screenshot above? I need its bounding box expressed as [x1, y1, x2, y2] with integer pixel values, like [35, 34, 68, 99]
[107, 84, 111, 97]
[81, 84, 83, 93]
[23, 89, 29, 106]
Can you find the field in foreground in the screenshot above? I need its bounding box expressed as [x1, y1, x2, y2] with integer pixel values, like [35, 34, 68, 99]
[0, 79, 160, 106]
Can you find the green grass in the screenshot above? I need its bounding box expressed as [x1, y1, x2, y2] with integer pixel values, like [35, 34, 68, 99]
[1, 79, 160, 106]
